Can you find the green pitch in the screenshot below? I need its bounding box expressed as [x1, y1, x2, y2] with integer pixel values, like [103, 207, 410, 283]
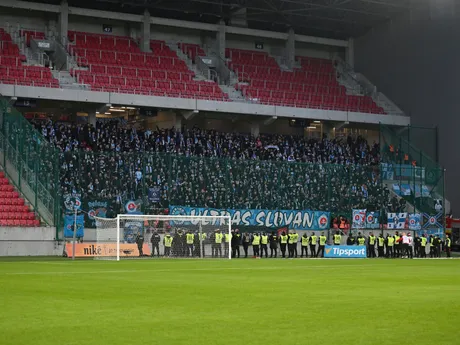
[0, 258, 459, 345]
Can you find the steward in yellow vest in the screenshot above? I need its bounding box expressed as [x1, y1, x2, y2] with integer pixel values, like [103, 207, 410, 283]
[260, 233, 269, 258]
[309, 232, 317, 258]
[252, 233, 261, 257]
[279, 231, 288, 258]
[317, 232, 327, 258]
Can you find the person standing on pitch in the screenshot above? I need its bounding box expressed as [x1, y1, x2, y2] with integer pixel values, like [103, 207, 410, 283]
[212, 229, 223, 258]
[164, 232, 173, 257]
[279, 231, 288, 258]
[394, 231, 401, 258]
[200, 232, 207, 257]
[445, 234, 452, 258]
[293, 231, 299, 258]
[301, 232, 309, 258]
[347, 232, 356, 245]
[309, 232, 317, 258]
[429, 235, 435, 258]
[333, 230, 341, 246]
[193, 231, 201, 257]
[186, 230, 195, 257]
[386, 234, 394, 258]
[402, 232, 413, 259]
[224, 231, 231, 258]
[242, 232, 250, 258]
[231, 229, 241, 258]
[136, 231, 144, 257]
[260, 232, 269, 258]
[357, 232, 366, 247]
[317, 232, 327, 258]
[435, 235, 442, 258]
[377, 233, 385, 258]
[269, 231, 278, 258]
[150, 230, 161, 257]
[367, 232, 376, 258]
[413, 233, 421, 258]
[420, 233, 427, 258]
[251, 232, 261, 257]
[288, 231, 295, 258]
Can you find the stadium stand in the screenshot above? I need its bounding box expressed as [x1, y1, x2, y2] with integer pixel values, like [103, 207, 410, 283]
[178, 42, 206, 62]
[228, 48, 384, 114]
[0, 171, 40, 227]
[0, 28, 59, 88]
[31, 119, 392, 215]
[67, 31, 228, 100]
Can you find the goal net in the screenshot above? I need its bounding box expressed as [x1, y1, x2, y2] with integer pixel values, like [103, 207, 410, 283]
[93, 215, 232, 260]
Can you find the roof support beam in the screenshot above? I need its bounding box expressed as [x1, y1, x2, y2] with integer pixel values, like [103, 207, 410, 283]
[0, 0, 349, 47]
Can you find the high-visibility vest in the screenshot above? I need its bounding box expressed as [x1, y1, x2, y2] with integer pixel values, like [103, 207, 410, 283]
[333, 234, 341, 244]
[293, 233, 299, 242]
[394, 235, 400, 244]
[280, 235, 288, 244]
[387, 237, 395, 247]
[369, 236, 376, 245]
[310, 235, 317, 245]
[421, 237, 427, 246]
[261, 235, 268, 245]
[215, 233, 223, 244]
[319, 236, 327, 246]
[446, 238, 451, 248]
[430, 237, 434, 245]
[164, 236, 173, 247]
[358, 237, 365, 246]
[288, 234, 295, 244]
[301, 236, 309, 246]
[252, 235, 260, 245]
[186, 233, 194, 244]
[224, 234, 231, 243]
[378, 237, 385, 247]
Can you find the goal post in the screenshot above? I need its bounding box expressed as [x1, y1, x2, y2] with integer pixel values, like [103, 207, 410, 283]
[93, 214, 232, 260]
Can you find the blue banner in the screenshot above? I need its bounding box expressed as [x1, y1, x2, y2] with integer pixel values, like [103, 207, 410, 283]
[423, 213, 443, 229]
[64, 214, 85, 238]
[415, 229, 444, 239]
[169, 206, 330, 230]
[409, 213, 422, 230]
[324, 245, 367, 258]
[366, 211, 380, 229]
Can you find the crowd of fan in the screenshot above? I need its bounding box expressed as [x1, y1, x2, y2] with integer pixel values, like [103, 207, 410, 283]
[30, 119, 394, 214]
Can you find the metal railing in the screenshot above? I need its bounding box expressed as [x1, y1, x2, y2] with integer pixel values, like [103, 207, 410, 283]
[0, 97, 61, 235]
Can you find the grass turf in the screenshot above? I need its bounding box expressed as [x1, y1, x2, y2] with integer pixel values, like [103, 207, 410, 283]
[0, 258, 459, 345]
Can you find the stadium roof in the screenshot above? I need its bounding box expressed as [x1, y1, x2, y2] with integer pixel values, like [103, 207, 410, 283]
[26, 0, 426, 40]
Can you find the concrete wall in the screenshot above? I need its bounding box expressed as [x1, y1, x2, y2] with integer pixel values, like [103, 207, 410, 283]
[68, 15, 132, 36]
[354, 5, 460, 216]
[0, 7, 49, 31]
[0, 227, 63, 256]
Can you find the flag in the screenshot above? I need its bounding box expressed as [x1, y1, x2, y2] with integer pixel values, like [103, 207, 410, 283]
[387, 213, 407, 229]
[408, 213, 421, 230]
[352, 209, 366, 229]
[423, 213, 443, 229]
[366, 211, 380, 229]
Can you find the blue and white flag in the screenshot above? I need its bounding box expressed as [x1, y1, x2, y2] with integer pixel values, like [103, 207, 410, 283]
[387, 213, 407, 229]
[366, 212, 380, 229]
[64, 214, 85, 238]
[408, 213, 422, 230]
[352, 209, 366, 229]
[423, 213, 443, 229]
